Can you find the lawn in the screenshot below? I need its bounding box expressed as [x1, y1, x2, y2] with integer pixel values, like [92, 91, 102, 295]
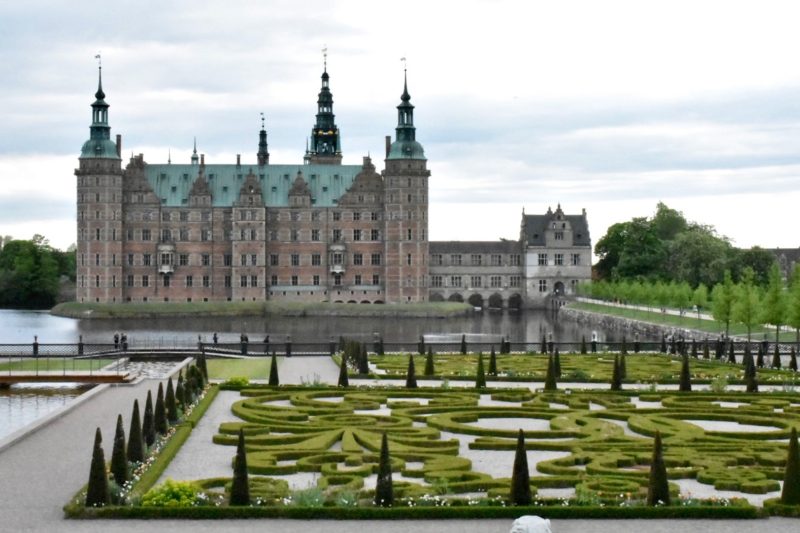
[206, 357, 273, 380]
[0, 358, 116, 372]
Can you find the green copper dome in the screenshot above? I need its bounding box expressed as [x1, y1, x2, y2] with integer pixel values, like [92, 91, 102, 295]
[387, 140, 425, 160]
[79, 66, 119, 160]
[386, 70, 425, 161]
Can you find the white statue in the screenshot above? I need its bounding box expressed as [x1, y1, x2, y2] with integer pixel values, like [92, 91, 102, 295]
[510, 515, 552, 533]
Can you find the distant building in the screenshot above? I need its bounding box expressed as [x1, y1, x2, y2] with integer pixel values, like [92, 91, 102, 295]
[75, 61, 590, 308]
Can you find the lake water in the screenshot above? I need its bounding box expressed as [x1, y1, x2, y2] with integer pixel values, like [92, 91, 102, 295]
[0, 308, 645, 346]
[0, 383, 92, 441]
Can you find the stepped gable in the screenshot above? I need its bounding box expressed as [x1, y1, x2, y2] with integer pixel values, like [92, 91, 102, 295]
[520, 204, 591, 246]
[338, 156, 383, 206]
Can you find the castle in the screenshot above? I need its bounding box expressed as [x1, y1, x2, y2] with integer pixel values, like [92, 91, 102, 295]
[76, 61, 591, 308]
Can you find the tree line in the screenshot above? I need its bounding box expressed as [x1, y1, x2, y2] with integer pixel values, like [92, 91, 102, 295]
[0, 235, 75, 309]
[595, 202, 777, 286]
[578, 263, 800, 342]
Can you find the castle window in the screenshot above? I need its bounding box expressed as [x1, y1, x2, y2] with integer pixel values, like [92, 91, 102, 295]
[372, 274, 380, 285]
[353, 253, 363, 266]
[490, 254, 502, 266]
[203, 276, 210, 287]
[251, 254, 257, 266]
[313, 275, 320, 286]
[143, 254, 151, 266]
[186, 276, 193, 288]
[431, 254, 443, 266]
[291, 230, 299, 241]
[142, 275, 149, 287]
[371, 229, 380, 241]
[142, 229, 151, 241]
[95, 253, 100, 266]
[270, 254, 279, 266]
[95, 228, 101, 240]
[431, 275, 443, 288]
[291, 275, 298, 286]
[291, 254, 299, 267]
[127, 275, 134, 287]
[332, 229, 341, 242]
[333, 273, 342, 286]
[353, 229, 362, 241]
[554, 231, 564, 240]
[271, 275, 278, 286]
[538, 280, 547, 293]
[470, 276, 482, 288]
[555, 253, 564, 266]
[224, 275, 231, 288]
[571, 253, 581, 266]
[240, 276, 247, 287]
[203, 254, 211, 266]
[355, 274, 362, 285]
[311, 229, 320, 241]
[224, 254, 232, 266]
[251, 275, 258, 287]
[407, 229, 413, 240]
[241, 255, 247, 266]
[312, 254, 321, 266]
[353, 212, 361, 221]
[510, 254, 522, 266]
[163, 276, 170, 288]
[450, 254, 462, 266]
[371, 253, 381, 266]
[450, 275, 462, 288]
[371, 212, 379, 221]
[407, 254, 412, 266]
[471, 254, 482, 266]
[180, 211, 188, 221]
[179, 254, 188, 266]
[333, 212, 341, 221]
[510, 275, 521, 288]
[490, 275, 502, 288]
[538, 254, 547, 266]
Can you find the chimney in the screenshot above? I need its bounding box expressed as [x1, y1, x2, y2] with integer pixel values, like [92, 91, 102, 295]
[200, 154, 205, 166]
[115, 135, 122, 157]
[385, 135, 391, 159]
[236, 154, 241, 166]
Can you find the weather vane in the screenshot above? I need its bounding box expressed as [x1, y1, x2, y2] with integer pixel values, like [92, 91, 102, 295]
[260, 112, 265, 129]
[95, 52, 101, 68]
[401, 56, 407, 71]
[322, 45, 328, 70]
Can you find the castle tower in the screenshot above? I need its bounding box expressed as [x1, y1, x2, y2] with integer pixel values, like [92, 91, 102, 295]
[383, 69, 430, 303]
[304, 53, 342, 165]
[75, 63, 123, 303]
[257, 113, 269, 166]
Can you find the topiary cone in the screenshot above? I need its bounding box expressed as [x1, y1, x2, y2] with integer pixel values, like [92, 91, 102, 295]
[544, 354, 557, 392]
[475, 352, 486, 389]
[165, 377, 178, 424]
[374, 432, 393, 507]
[791, 347, 798, 372]
[110, 414, 128, 487]
[781, 427, 800, 505]
[424, 347, 435, 377]
[229, 428, 250, 506]
[773, 345, 782, 369]
[154, 382, 168, 436]
[405, 355, 418, 389]
[85, 428, 110, 507]
[646, 430, 670, 506]
[610, 355, 623, 391]
[269, 352, 280, 386]
[679, 353, 692, 392]
[126, 399, 144, 463]
[489, 346, 498, 376]
[553, 348, 562, 378]
[337, 354, 349, 387]
[143, 390, 155, 448]
[510, 429, 532, 505]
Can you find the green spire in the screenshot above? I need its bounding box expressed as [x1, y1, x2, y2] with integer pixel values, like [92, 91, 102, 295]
[80, 64, 119, 159]
[305, 51, 341, 161]
[257, 112, 269, 165]
[387, 67, 425, 160]
[191, 137, 199, 165]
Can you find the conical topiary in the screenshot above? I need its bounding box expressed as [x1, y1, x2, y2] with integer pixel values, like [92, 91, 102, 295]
[374, 432, 393, 507]
[580, 335, 587, 354]
[610, 355, 623, 391]
[475, 352, 486, 389]
[489, 346, 498, 376]
[85, 428, 110, 507]
[405, 355, 418, 389]
[781, 427, 800, 505]
[165, 377, 178, 424]
[143, 390, 155, 448]
[646, 430, 670, 506]
[553, 348, 562, 378]
[154, 382, 168, 436]
[460, 334, 467, 355]
[727, 341, 736, 364]
[424, 347, 435, 377]
[196, 351, 208, 382]
[269, 352, 280, 386]
[703, 340, 710, 359]
[621, 336, 628, 355]
[127, 399, 144, 463]
[229, 428, 250, 505]
[791, 347, 798, 372]
[746, 366, 759, 393]
[510, 429, 532, 505]
[544, 354, 557, 392]
[660, 335, 667, 353]
[358, 344, 370, 374]
[691, 339, 697, 358]
[772, 345, 782, 369]
[619, 353, 627, 380]
[175, 372, 185, 411]
[756, 343, 765, 368]
[679, 353, 692, 392]
[541, 337, 547, 355]
[110, 414, 128, 487]
[338, 354, 349, 387]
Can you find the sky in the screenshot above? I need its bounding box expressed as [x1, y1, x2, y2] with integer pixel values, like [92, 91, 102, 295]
[2, 0, 800, 254]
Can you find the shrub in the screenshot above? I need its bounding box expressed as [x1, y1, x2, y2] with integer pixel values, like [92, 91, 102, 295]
[475, 353, 486, 389]
[781, 427, 800, 505]
[221, 376, 250, 389]
[85, 428, 110, 507]
[619, 353, 627, 380]
[580, 336, 587, 354]
[142, 479, 200, 508]
[621, 336, 628, 355]
[610, 356, 622, 391]
[647, 430, 670, 506]
[175, 372, 185, 410]
[358, 344, 370, 374]
[553, 348, 561, 378]
[230, 429, 250, 506]
[338, 355, 349, 387]
[375, 432, 393, 507]
[510, 429, 531, 505]
[110, 414, 128, 488]
[154, 382, 168, 436]
[727, 342, 736, 364]
[791, 347, 798, 372]
[746, 366, 759, 393]
[269, 353, 280, 386]
[773, 345, 782, 369]
[127, 399, 144, 464]
[424, 347, 435, 377]
[460, 334, 467, 355]
[143, 390, 156, 448]
[165, 377, 178, 424]
[406, 355, 418, 389]
[544, 355, 557, 392]
[703, 340, 710, 359]
[488, 347, 498, 377]
[196, 351, 208, 382]
[756, 344, 765, 369]
[679, 354, 692, 392]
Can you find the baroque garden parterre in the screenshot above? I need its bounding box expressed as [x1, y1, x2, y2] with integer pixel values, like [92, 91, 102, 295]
[65, 349, 800, 519]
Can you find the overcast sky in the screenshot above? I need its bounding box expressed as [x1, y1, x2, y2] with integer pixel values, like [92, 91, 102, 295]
[2, 0, 800, 253]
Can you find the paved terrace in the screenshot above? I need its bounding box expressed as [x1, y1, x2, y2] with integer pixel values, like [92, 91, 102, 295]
[0, 356, 797, 533]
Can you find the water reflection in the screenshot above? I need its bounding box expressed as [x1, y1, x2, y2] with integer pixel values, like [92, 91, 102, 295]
[0, 308, 655, 345]
[0, 383, 91, 440]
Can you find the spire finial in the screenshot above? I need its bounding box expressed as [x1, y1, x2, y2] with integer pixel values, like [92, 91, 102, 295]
[400, 57, 409, 101]
[94, 53, 105, 100]
[193, 137, 197, 154]
[260, 112, 265, 130]
[168, 148, 171, 164]
[322, 45, 328, 72]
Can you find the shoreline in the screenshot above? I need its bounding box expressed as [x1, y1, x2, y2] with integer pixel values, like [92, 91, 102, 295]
[50, 301, 475, 320]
